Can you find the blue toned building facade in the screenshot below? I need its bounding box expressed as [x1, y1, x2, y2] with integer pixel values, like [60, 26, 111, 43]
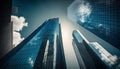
[0, 18, 66, 69]
[72, 30, 120, 69]
[68, 0, 120, 50]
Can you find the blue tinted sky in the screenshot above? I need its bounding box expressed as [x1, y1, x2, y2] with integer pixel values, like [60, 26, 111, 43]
[12, 0, 74, 38]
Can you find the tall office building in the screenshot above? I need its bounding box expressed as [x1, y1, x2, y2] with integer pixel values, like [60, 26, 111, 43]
[0, 18, 66, 69]
[72, 30, 120, 69]
[68, 0, 120, 50]
[0, 0, 12, 59]
[72, 30, 96, 69]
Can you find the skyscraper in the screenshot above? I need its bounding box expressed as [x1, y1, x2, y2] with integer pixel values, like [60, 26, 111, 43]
[72, 30, 96, 69]
[0, 18, 66, 69]
[72, 30, 120, 69]
[0, 0, 12, 59]
[68, 0, 120, 50]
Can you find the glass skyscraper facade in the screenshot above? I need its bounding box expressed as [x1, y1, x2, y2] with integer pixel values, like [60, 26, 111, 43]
[72, 30, 120, 69]
[0, 18, 66, 69]
[68, 0, 120, 49]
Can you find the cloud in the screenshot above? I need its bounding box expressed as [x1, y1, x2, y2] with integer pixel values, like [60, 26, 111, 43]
[13, 31, 24, 47]
[90, 42, 118, 66]
[11, 15, 28, 47]
[28, 57, 34, 67]
[77, 1, 92, 23]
